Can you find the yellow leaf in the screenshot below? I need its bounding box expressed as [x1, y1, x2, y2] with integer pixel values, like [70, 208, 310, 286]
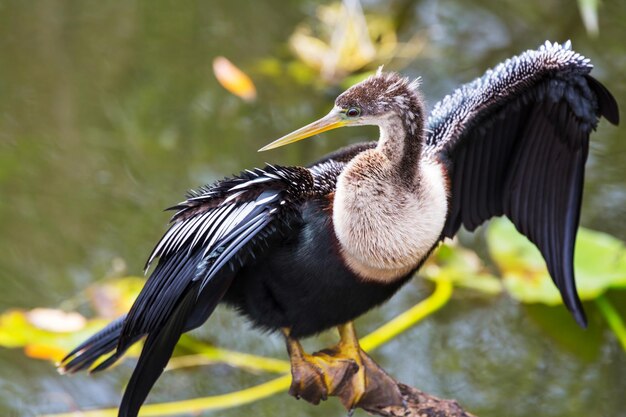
[0, 309, 31, 347]
[213, 57, 257, 102]
[24, 343, 67, 361]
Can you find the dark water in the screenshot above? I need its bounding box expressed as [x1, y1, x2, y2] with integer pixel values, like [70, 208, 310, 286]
[1, 0, 625, 416]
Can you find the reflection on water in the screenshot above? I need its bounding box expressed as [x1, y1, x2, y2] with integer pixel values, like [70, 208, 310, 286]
[0, 1, 624, 416]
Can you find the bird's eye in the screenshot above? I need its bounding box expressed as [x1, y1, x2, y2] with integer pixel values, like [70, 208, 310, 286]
[346, 107, 361, 118]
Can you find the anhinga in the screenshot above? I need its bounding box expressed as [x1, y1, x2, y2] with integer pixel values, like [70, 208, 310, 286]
[60, 41, 618, 417]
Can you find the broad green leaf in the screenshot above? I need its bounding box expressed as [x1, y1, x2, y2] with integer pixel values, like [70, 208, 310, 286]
[487, 218, 626, 304]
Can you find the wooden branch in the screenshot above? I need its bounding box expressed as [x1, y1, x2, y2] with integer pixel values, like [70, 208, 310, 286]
[360, 382, 476, 417]
[307, 349, 477, 417]
[355, 353, 475, 417]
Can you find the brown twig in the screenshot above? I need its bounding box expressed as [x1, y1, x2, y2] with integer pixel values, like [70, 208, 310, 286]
[361, 382, 476, 417]
[290, 346, 476, 417]
[354, 352, 476, 417]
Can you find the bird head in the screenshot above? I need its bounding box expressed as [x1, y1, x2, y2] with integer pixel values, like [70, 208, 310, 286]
[259, 71, 423, 151]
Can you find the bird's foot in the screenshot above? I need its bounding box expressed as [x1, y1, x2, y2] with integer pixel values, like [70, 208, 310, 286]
[288, 348, 357, 405]
[288, 342, 404, 411]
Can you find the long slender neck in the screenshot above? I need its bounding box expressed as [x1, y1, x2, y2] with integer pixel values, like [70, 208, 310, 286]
[332, 108, 446, 283]
[376, 111, 424, 188]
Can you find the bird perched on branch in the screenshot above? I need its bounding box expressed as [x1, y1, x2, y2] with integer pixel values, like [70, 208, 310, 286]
[60, 41, 618, 417]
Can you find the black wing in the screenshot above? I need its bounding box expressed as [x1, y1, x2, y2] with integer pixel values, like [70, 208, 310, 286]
[60, 164, 316, 417]
[427, 41, 619, 327]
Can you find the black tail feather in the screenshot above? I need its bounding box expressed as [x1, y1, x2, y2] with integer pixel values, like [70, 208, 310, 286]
[118, 282, 199, 417]
[117, 267, 236, 417]
[59, 315, 136, 374]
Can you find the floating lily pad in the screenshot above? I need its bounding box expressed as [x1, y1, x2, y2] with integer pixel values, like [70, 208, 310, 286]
[486, 218, 626, 305]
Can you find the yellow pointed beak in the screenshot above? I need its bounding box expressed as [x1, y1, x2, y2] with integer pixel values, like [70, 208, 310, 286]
[258, 111, 348, 152]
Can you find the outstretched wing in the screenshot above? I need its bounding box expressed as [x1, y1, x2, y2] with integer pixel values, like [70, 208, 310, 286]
[427, 41, 619, 326]
[61, 165, 316, 417]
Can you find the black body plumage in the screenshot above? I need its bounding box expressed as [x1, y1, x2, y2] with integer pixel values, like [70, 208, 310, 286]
[60, 41, 618, 417]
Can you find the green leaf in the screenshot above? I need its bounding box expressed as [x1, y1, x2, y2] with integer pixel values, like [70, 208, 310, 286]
[486, 218, 626, 304]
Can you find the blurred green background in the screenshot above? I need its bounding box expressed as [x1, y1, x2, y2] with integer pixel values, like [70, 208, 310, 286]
[0, 0, 625, 416]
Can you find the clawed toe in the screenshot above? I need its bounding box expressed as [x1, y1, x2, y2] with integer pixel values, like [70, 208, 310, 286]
[289, 357, 328, 404]
[284, 323, 404, 411]
[288, 350, 360, 405]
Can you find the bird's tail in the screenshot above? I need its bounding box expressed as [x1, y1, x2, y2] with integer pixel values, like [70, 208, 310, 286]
[59, 251, 239, 417]
[58, 283, 202, 417]
[118, 268, 235, 417]
[118, 281, 200, 417]
[59, 315, 142, 374]
[59, 280, 230, 377]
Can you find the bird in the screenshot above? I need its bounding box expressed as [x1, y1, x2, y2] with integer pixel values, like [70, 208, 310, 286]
[59, 41, 618, 417]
